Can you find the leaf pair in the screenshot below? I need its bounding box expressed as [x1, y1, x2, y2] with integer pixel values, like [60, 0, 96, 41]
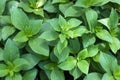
[10, 7, 42, 42]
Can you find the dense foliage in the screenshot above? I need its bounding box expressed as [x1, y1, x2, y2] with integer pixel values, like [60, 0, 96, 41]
[1, 0, 120, 80]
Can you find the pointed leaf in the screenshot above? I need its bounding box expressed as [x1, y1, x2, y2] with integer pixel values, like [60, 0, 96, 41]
[29, 38, 49, 56]
[58, 56, 77, 70]
[4, 39, 20, 62]
[10, 7, 29, 30]
[77, 60, 89, 74]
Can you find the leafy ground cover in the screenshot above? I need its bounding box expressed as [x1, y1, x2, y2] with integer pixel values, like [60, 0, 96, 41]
[1, 0, 120, 80]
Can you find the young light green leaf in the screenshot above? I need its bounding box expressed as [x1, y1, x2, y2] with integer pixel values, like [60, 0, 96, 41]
[98, 18, 109, 30]
[29, 38, 49, 56]
[23, 69, 38, 80]
[10, 7, 29, 30]
[96, 29, 112, 43]
[13, 31, 28, 42]
[5, 73, 22, 80]
[77, 60, 89, 74]
[4, 39, 20, 62]
[39, 30, 59, 41]
[84, 72, 102, 80]
[69, 67, 82, 80]
[73, 26, 87, 37]
[50, 68, 65, 80]
[13, 58, 29, 72]
[109, 37, 120, 54]
[58, 56, 77, 70]
[0, 0, 6, 15]
[2, 26, 16, 41]
[85, 9, 98, 32]
[82, 34, 96, 48]
[0, 64, 8, 77]
[33, 8, 44, 17]
[52, 0, 68, 4]
[77, 49, 88, 60]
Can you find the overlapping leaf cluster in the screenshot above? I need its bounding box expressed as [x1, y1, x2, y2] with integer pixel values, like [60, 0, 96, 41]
[1, 0, 120, 80]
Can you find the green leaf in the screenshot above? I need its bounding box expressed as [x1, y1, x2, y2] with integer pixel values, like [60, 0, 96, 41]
[96, 29, 112, 43]
[82, 34, 96, 48]
[44, 63, 56, 70]
[56, 40, 68, 54]
[0, 0, 6, 15]
[2, 26, 16, 40]
[77, 60, 89, 74]
[68, 38, 80, 53]
[33, 8, 44, 17]
[0, 64, 8, 77]
[29, 38, 49, 56]
[113, 66, 120, 80]
[58, 56, 77, 70]
[102, 73, 115, 80]
[108, 8, 118, 29]
[0, 48, 4, 61]
[87, 45, 99, 57]
[77, 49, 88, 60]
[98, 18, 110, 30]
[73, 26, 87, 38]
[69, 67, 82, 80]
[4, 39, 20, 62]
[64, 5, 83, 17]
[27, 19, 42, 36]
[19, 2, 33, 12]
[5, 73, 22, 80]
[13, 31, 28, 42]
[49, 18, 61, 31]
[52, 0, 68, 4]
[10, 7, 29, 30]
[85, 9, 98, 32]
[99, 51, 117, 73]
[22, 54, 40, 70]
[43, 0, 58, 13]
[75, 0, 110, 8]
[39, 30, 59, 41]
[109, 37, 120, 53]
[13, 58, 29, 72]
[58, 15, 67, 27]
[23, 69, 37, 80]
[50, 68, 65, 80]
[68, 18, 82, 28]
[84, 72, 102, 80]
[54, 47, 69, 63]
